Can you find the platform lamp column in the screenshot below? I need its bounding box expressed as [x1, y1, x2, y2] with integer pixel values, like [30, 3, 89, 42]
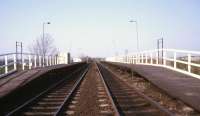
[42, 22, 51, 67]
[129, 20, 139, 52]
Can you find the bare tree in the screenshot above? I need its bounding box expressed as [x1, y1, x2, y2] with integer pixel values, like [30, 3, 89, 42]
[29, 34, 58, 56]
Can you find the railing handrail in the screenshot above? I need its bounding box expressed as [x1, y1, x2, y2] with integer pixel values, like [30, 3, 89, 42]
[0, 52, 65, 78]
[0, 52, 58, 57]
[106, 48, 200, 79]
[124, 49, 200, 55]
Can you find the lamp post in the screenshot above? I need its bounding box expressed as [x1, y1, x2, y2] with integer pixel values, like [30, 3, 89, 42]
[42, 22, 50, 66]
[129, 20, 139, 52]
[129, 20, 139, 80]
[42, 22, 51, 41]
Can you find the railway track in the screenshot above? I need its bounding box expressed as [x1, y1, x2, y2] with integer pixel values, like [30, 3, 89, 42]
[60, 63, 118, 116]
[5, 65, 89, 116]
[4, 62, 174, 116]
[97, 63, 174, 116]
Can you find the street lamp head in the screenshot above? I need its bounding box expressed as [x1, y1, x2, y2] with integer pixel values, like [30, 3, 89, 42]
[47, 22, 51, 24]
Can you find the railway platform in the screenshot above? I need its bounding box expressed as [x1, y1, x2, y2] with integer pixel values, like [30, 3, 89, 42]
[0, 64, 69, 98]
[107, 62, 200, 112]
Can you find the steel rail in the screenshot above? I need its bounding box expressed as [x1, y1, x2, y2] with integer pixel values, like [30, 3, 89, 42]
[55, 65, 90, 115]
[98, 63, 174, 116]
[96, 63, 120, 116]
[5, 64, 88, 116]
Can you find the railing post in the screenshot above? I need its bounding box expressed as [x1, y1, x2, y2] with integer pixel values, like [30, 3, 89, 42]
[156, 52, 158, 64]
[43, 56, 45, 67]
[34, 55, 37, 68]
[52, 56, 53, 65]
[54, 56, 56, 65]
[134, 55, 136, 64]
[52, 57, 55, 65]
[188, 54, 191, 73]
[132, 56, 134, 64]
[150, 53, 153, 64]
[124, 56, 126, 63]
[141, 53, 144, 64]
[39, 56, 41, 67]
[145, 53, 147, 64]
[139, 53, 141, 63]
[5, 56, 8, 74]
[46, 56, 49, 66]
[163, 51, 166, 66]
[13, 54, 16, 70]
[49, 56, 51, 66]
[131, 56, 133, 64]
[28, 55, 31, 69]
[56, 56, 58, 65]
[174, 52, 176, 69]
[22, 56, 24, 70]
[136, 54, 138, 64]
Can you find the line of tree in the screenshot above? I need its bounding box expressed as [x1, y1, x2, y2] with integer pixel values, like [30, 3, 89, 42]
[29, 33, 58, 56]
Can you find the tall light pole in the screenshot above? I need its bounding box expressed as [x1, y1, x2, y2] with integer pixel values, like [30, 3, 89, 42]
[129, 20, 139, 52]
[42, 22, 50, 67]
[42, 22, 51, 41]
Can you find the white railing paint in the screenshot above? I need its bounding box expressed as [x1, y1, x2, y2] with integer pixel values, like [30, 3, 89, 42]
[106, 49, 200, 79]
[0, 53, 63, 78]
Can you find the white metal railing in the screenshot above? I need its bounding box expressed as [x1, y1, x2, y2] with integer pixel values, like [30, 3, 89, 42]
[0, 53, 64, 78]
[106, 49, 200, 79]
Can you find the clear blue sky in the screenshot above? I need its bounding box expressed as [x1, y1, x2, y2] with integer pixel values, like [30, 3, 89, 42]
[0, 0, 200, 57]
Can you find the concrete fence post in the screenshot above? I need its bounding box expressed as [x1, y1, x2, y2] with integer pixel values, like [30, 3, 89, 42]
[5, 56, 8, 74]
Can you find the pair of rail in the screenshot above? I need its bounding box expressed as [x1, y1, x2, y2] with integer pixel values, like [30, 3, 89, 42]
[5, 62, 173, 116]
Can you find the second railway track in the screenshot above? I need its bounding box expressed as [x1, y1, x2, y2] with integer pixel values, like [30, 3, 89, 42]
[97, 63, 174, 116]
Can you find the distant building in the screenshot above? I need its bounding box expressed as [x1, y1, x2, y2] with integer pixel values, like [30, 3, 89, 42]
[73, 58, 82, 62]
[57, 52, 71, 64]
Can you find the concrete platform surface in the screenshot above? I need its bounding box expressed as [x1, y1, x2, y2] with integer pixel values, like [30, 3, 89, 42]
[110, 62, 200, 112]
[0, 64, 68, 98]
